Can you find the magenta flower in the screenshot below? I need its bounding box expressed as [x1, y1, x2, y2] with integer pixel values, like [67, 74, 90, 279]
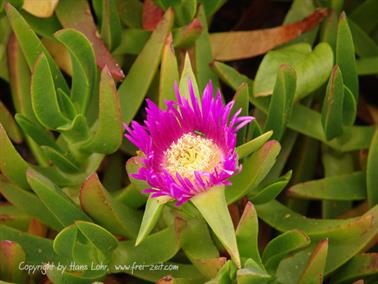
[124, 81, 254, 205]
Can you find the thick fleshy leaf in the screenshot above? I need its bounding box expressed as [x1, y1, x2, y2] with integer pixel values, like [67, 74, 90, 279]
[195, 5, 219, 91]
[55, 0, 124, 80]
[236, 258, 271, 284]
[31, 54, 69, 129]
[116, 183, 147, 209]
[80, 173, 141, 238]
[211, 61, 250, 90]
[113, 29, 151, 55]
[41, 146, 80, 173]
[0, 124, 29, 189]
[0, 241, 27, 283]
[191, 186, 240, 268]
[57, 114, 89, 143]
[226, 140, 281, 204]
[264, 64, 296, 140]
[0, 101, 22, 143]
[250, 170, 292, 204]
[110, 220, 183, 269]
[263, 230, 310, 273]
[350, 0, 378, 34]
[119, 9, 174, 123]
[26, 168, 91, 226]
[82, 67, 122, 154]
[135, 196, 167, 246]
[53, 224, 77, 258]
[47, 268, 105, 284]
[159, 33, 179, 109]
[297, 239, 328, 284]
[0, 175, 63, 230]
[231, 83, 249, 145]
[75, 221, 118, 258]
[321, 65, 345, 140]
[336, 12, 358, 99]
[331, 253, 378, 284]
[173, 18, 202, 48]
[288, 171, 366, 201]
[5, 3, 69, 93]
[0, 225, 69, 265]
[210, 9, 327, 61]
[100, 0, 122, 51]
[367, 129, 378, 207]
[179, 53, 200, 99]
[236, 202, 262, 266]
[356, 56, 378, 75]
[349, 19, 378, 57]
[236, 131, 273, 159]
[181, 216, 222, 279]
[54, 28, 97, 113]
[0, 204, 30, 231]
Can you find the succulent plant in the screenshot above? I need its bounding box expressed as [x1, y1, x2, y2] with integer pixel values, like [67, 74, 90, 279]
[0, 0, 377, 284]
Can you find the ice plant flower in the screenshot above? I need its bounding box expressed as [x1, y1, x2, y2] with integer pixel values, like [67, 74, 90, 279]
[124, 81, 254, 205]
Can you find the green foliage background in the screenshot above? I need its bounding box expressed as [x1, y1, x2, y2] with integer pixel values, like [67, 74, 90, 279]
[0, 0, 377, 283]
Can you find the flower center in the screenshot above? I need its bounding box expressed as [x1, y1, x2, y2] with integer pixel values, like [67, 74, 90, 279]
[163, 133, 223, 180]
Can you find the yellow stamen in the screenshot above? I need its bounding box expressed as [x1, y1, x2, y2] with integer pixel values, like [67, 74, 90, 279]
[163, 133, 222, 181]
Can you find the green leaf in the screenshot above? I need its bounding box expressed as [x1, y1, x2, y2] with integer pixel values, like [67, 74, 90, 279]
[250, 170, 292, 204]
[75, 221, 118, 258]
[321, 65, 345, 140]
[113, 29, 150, 55]
[26, 168, 91, 226]
[5, 3, 69, 93]
[336, 12, 358, 99]
[0, 225, 69, 265]
[194, 5, 219, 91]
[53, 224, 77, 258]
[179, 53, 200, 99]
[54, 28, 97, 113]
[254, 43, 311, 96]
[56, 89, 77, 120]
[0, 241, 27, 283]
[82, 67, 122, 154]
[264, 64, 296, 140]
[135, 196, 167, 246]
[0, 101, 22, 143]
[331, 253, 378, 284]
[356, 56, 378, 75]
[119, 9, 174, 123]
[342, 85, 356, 126]
[110, 220, 183, 268]
[236, 131, 273, 159]
[236, 258, 271, 284]
[0, 204, 30, 231]
[226, 140, 281, 204]
[80, 173, 141, 238]
[288, 171, 366, 201]
[255, 200, 356, 235]
[173, 18, 202, 48]
[367, 129, 378, 208]
[262, 230, 310, 273]
[181, 217, 221, 279]
[236, 202, 262, 266]
[31, 54, 69, 129]
[100, 0, 122, 51]
[47, 268, 105, 284]
[191, 185, 241, 268]
[211, 61, 250, 91]
[159, 33, 179, 109]
[41, 146, 80, 173]
[232, 83, 249, 145]
[294, 42, 333, 100]
[350, 0, 378, 33]
[349, 19, 378, 57]
[116, 184, 147, 209]
[0, 124, 29, 189]
[0, 175, 63, 231]
[297, 239, 328, 284]
[173, 0, 196, 26]
[57, 114, 89, 143]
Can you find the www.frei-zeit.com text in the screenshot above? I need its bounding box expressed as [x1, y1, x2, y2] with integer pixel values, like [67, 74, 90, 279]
[18, 261, 179, 275]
